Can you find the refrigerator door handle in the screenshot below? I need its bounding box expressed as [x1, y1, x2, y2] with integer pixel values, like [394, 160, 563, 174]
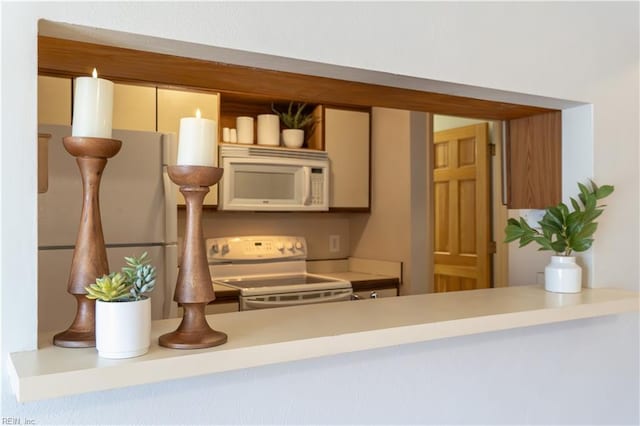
[163, 244, 179, 319]
[163, 166, 178, 244]
[162, 133, 178, 244]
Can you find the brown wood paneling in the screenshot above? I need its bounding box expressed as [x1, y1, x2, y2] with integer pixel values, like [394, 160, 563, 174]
[507, 111, 562, 208]
[38, 36, 555, 121]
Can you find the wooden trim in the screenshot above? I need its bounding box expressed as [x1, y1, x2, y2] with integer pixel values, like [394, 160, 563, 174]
[38, 36, 555, 121]
[425, 114, 434, 293]
[328, 207, 370, 213]
[492, 121, 509, 287]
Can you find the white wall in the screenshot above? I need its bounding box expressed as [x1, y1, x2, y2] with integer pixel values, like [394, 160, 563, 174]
[2, 2, 638, 423]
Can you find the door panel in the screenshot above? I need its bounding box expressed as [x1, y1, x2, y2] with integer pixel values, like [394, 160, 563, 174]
[433, 123, 491, 292]
[434, 182, 450, 252]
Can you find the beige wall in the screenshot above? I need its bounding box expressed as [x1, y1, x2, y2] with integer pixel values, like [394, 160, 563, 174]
[179, 211, 351, 260]
[350, 108, 416, 294]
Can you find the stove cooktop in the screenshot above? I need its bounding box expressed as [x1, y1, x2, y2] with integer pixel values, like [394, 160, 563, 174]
[214, 273, 351, 295]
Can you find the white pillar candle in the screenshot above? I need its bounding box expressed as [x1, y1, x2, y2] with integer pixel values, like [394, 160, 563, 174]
[72, 68, 114, 138]
[177, 109, 217, 167]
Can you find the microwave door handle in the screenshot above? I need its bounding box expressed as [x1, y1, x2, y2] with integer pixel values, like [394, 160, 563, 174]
[303, 166, 312, 205]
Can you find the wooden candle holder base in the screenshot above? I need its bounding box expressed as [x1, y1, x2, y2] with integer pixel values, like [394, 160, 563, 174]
[159, 166, 227, 350]
[54, 136, 122, 348]
[158, 304, 227, 349]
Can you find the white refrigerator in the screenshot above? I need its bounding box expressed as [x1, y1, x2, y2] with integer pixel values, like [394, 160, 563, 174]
[38, 124, 179, 333]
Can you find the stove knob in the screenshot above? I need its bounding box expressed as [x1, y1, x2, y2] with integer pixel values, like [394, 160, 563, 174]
[276, 242, 284, 252]
[221, 243, 229, 255]
[210, 244, 219, 254]
[295, 241, 303, 251]
[286, 242, 294, 251]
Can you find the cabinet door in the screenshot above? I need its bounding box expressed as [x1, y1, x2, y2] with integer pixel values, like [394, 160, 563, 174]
[324, 107, 370, 209]
[157, 89, 220, 206]
[507, 111, 561, 209]
[113, 83, 156, 132]
[38, 76, 71, 125]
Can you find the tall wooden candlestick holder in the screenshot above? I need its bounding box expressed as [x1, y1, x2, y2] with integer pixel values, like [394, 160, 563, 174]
[159, 165, 227, 349]
[53, 136, 122, 348]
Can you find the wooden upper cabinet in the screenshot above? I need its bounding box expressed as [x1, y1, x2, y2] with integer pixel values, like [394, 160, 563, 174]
[113, 83, 156, 132]
[324, 107, 371, 210]
[507, 111, 562, 209]
[38, 75, 71, 125]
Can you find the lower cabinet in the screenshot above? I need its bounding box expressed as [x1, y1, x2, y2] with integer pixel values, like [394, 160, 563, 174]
[353, 288, 398, 299]
[178, 301, 239, 317]
[205, 302, 239, 314]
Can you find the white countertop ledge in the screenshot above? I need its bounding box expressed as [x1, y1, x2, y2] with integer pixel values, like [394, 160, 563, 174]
[9, 285, 639, 402]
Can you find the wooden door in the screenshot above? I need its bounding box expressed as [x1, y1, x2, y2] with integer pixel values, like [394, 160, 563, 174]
[433, 123, 491, 292]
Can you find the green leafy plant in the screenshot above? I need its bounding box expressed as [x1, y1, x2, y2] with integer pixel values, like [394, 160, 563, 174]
[85, 252, 157, 302]
[504, 181, 614, 256]
[271, 102, 316, 130]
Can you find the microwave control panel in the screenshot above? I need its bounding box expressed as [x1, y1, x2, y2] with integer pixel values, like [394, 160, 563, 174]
[310, 168, 324, 206]
[207, 235, 307, 262]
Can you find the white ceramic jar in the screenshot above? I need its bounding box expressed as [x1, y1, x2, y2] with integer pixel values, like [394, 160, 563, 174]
[257, 114, 280, 146]
[236, 116, 254, 144]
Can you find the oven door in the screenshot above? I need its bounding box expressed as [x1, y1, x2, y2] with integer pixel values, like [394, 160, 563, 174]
[240, 288, 353, 310]
[219, 156, 328, 211]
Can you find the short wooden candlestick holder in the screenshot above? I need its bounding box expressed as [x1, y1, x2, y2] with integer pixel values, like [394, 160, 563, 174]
[53, 136, 122, 348]
[159, 165, 227, 349]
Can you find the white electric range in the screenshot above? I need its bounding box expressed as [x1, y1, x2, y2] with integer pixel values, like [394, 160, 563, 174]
[207, 235, 352, 311]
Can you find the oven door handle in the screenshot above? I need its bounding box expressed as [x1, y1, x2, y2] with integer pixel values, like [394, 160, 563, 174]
[244, 292, 352, 309]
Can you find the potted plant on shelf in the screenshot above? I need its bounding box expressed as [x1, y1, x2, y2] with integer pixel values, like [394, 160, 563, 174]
[504, 181, 614, 293]
[85, 252, 157, 359]
[272, 101, 316, 148]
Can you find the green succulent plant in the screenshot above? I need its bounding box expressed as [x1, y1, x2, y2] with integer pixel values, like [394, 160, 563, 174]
[271, 102, 316, 130]
[85, 252, 157, 302]
[122, 251, 157, 301]
[504, 181, 614, 256]
[85, 272, 131, 302]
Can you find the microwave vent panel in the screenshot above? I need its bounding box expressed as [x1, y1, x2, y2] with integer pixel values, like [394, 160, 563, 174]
[221, 145, 328, 161]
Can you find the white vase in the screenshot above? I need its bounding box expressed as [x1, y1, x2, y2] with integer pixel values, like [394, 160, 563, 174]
[96, 297, 151, 359]
[544, 255, 582, 293]
[257, 114, 280, 146]
[282, 129, 304, 148]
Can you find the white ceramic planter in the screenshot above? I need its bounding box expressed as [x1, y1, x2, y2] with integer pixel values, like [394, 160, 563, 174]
[282, 129, 304, 148]
[96, 297, 151, 359]
[544, 255, 582, 293]
[257, 114, 280, 146]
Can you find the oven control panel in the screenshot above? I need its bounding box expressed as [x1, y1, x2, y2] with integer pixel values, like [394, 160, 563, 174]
[206, 235, 307, 262]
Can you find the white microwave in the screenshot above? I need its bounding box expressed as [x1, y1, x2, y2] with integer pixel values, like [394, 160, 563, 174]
[218, 144, 329, 211]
